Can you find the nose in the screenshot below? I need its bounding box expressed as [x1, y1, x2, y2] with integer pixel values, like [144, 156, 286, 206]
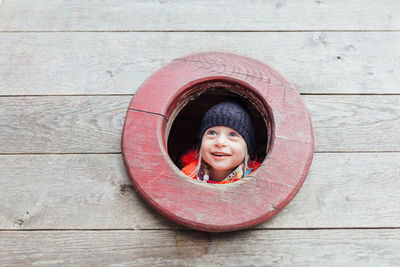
[214, 134, 227, 147]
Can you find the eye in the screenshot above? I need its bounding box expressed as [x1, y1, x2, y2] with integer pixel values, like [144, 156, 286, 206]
[206, 129, 217, 135]
[229, 131, 239, 137]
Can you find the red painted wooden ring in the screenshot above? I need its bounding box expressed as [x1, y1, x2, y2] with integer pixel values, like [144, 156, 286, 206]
[122, 52, 314, 232]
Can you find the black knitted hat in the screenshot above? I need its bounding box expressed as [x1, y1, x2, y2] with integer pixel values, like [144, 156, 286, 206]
[200, 101, 255, 154]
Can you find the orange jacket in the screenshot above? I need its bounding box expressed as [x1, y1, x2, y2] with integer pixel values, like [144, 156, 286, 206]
[180, 150, 261, 184]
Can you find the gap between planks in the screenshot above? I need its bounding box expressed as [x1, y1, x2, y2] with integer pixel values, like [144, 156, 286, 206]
[1, 151, 400, 156]
[1, 93, 400, 98]
[1, 30, 400, 33]
[0, 94, 134, 97]
[1, 227, 400, 232]
[0, 152, 122, 156]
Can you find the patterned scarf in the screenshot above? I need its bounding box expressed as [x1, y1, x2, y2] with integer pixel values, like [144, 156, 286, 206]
[196, 164, 246, 184]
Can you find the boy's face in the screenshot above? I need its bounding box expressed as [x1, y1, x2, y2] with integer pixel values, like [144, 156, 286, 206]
[200, 126, 247, 180]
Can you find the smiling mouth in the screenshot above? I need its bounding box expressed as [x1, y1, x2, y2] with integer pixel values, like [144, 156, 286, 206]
[211, 152, 231, 157]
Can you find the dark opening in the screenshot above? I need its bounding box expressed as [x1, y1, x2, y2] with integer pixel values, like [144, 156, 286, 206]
[166, 80, 273, 170]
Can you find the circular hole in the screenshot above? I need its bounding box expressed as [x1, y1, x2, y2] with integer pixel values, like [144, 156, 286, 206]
[165, 79, 274, 171]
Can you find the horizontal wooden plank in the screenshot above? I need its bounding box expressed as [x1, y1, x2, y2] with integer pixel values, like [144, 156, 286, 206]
[1, 95, 400, 153]
[0, 0, 398, 31]
[0, 153, 399, 229]
[1, 229, 399, 266]
[0, 32, 399, 95]
[0, 96, 129, 153]
[0, 154, 174, 230]
[307, 95, 400, 152]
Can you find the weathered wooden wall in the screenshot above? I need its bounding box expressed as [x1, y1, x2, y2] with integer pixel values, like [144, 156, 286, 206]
[0, 0, 399, 266]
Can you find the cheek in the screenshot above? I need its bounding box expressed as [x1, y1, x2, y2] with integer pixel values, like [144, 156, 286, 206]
[235, 151, 246, 163]
[233, 142, 247, 161]
[200, 139, 210, 153]
[200, 140, 214, 162]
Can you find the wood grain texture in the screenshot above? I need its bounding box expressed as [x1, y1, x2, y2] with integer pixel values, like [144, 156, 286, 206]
[0, 0, 398, 31]
[1, 95, 399, 153]
[0, 0, 398, 264]
[1, 32, 399, 95]
[1, 230, 399, 266]
[0, 154, 175, 230]
[307, 95, 400, 152]
[0, 96, 128, 153]
[0, 153, 399, 230]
